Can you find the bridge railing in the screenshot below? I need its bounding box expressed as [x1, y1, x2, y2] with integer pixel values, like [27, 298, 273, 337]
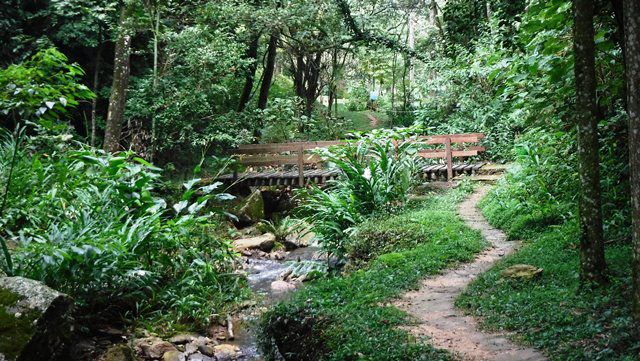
[224, 133, 485, 186]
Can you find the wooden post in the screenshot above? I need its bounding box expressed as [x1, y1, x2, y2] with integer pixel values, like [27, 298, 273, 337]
[445, 137, 453, 182]
[297, 144, 304, 187]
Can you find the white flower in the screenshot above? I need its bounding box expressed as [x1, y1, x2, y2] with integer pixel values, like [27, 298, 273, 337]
[363, 167, 372, 180]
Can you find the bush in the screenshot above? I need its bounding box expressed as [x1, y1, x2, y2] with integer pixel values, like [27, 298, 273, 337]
[297, 128, 423, 259]
[345, 85, 368, 111]
[0, 130, 247, 329]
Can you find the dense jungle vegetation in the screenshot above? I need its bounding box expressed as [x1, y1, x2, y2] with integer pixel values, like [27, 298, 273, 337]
[1, 0, 640, 360]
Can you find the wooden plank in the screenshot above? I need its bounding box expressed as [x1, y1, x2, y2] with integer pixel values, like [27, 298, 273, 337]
[418, 133, 484, 145]
[418, 149, 481, 159]
[237, 154, 322, 166]
[233, 141, 343, 154]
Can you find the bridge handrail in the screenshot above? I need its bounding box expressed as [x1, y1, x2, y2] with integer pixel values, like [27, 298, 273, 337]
[225, 133, 486, 185]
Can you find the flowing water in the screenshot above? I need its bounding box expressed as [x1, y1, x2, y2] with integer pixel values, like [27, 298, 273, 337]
[229, 246, 325, 360]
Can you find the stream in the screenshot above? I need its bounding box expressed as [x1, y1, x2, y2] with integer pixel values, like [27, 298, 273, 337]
[229, 246, 326, 360]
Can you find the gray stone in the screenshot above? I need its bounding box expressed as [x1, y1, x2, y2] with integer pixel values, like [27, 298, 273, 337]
[197, 344, 215, 357]
[0, 276, 73, 361]
[169, 334, 197, 345]
[135, 337, 177, 359]
[187, 352, 214, 361]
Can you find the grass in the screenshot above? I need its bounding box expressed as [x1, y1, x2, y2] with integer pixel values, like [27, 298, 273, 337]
[335, 104, 389, 133]
[456, 188, 640, 361]
[258, 188, 487, 361]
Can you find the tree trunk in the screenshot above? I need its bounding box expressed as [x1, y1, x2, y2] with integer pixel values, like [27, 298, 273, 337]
[257, 32, 278, 110]
[623, 0, 640, 320]
[150, 8, 160, 161]
[103, 8, 132, 153]
[573, 0, 607, 284]
[91, 31, 103, 147]
[238, 34, 260, 111]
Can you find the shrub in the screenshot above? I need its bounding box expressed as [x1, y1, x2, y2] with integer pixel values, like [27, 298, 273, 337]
[297, 128, 423, 259]
[0, 130, 247, 329]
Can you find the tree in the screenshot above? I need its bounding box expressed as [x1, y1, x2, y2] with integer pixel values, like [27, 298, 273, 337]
[573, 0, 607, 284]
[257, 32, 279, 110]
[103, 7, 133, 152]
[623, 0, 640, 320]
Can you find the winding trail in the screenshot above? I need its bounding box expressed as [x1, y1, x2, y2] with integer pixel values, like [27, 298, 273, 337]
[395, 186, 546, 361]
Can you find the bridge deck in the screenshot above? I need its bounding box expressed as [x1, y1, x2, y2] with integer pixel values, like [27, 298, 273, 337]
[217, 162, 489, 187]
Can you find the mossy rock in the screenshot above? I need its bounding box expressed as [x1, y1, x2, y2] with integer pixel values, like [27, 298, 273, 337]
[501, 264, 543, 280]
[0, 277, 73, 361]
[232, 189, 265, 226]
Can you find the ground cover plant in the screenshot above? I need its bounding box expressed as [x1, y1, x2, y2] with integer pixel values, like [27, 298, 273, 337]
[457, 182, 640, 360]
[259, 187, 487, 360]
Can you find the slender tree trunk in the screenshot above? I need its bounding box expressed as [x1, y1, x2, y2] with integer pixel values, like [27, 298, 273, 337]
[623, 0, 640, 320]
[91, 30, 103, 147]
[573, 0, 606, 284]
[150, 8, 160, 161]
[257, 32, 278, 110]
[238, 34, 260, 111]
[103, 8, 132, 152]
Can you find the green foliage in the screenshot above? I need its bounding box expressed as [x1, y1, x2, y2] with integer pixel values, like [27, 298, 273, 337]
[257, 217, 305, 243]
[345, 85, 368, 111]
[0, 131, 248, 329]
[259, 189, 485, 360]
[297, 128, 422, 259]
[347, 192, 473, 262]
[459, 197, 640, 359]
[442, 0, 526, 50]
[0, 48, 94, 130]
[126, 24, 253, 164]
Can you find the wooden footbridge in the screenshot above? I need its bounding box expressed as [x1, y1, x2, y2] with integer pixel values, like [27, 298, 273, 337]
[218, 133, 502, 187]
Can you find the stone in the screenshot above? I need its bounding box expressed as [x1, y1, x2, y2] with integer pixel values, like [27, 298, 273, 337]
[0, 276, 73, 361]
[162, 350, 184, 361]
[232, 189, 264, 226]
[501, 264, 543, 280]
[270, 280, 296, 293]
[283, 227, 315, 250]
[213, 344, 238, 361]
[169, 334, 197, 345]
[186, 352, 214, 361]
[197, 344, 215, 357]
[101, 344, 136, 361]
[135, 337, 177, 359]
[232, 233, 276, 252]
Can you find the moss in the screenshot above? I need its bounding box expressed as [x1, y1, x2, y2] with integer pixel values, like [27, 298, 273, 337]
[0, 287, 39, 361]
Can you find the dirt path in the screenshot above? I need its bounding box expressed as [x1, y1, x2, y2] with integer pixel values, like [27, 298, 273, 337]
[366, 113, 380, 128]
[395, 186, 546, 361]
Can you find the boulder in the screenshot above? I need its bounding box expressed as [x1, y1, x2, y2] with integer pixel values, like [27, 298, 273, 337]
[134, 336, 177, 359]
[168, 334, 197, 345]
[270, 280, 296, 293]
[213, 344, 239, 361]
[501, 264, 543, 280]
[232, 190, 264, 226]
[283, 228, 315, 250]
[100, 344, 137, 361]
[162, 350, 184, 361]
[232, 233, 276, 252]
[0, 276, 73, 361]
